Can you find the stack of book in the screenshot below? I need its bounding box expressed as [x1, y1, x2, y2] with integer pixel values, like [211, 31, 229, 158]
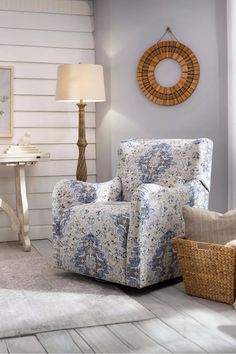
[0, 145, 50, 162]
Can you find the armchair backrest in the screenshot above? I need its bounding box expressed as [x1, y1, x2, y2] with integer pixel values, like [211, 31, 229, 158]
[117, 138, 213, 201]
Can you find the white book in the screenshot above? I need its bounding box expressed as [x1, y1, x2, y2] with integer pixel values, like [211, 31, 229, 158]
[0, 144, 50, 162]
[3, 145, 41, 155]
[1, 153, 49, 158]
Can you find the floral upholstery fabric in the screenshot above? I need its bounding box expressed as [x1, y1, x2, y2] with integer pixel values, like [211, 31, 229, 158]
[52, 138, 213, 288]
[52, 177, 121, 239]
[127, 180, 209, 288]
[53, 202, 130, 284]
[117, 138, 213, 201]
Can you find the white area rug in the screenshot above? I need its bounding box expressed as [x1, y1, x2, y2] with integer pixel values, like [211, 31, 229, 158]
[0, 256, 154, 338]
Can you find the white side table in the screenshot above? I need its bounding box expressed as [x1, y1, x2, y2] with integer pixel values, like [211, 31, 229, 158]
[0, 155, 49, 251]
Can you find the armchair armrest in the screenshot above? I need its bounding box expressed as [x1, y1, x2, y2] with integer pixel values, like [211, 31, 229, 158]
[52, 177, 121, 240]
[126, 179, 209, 288]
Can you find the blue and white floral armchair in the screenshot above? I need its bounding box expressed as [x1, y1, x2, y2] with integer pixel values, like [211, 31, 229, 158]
[52, 139, 213, 288]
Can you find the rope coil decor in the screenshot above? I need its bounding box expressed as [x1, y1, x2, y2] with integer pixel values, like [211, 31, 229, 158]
[137, 27, 200, 106]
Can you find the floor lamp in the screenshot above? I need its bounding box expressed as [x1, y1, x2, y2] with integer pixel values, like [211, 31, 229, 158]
[56, 64, 106, 181]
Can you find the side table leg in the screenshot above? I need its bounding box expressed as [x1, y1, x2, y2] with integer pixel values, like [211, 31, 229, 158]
[15, 165, 31, 252]
[15, 166, 23, 245]
[0, 198, 20, 232]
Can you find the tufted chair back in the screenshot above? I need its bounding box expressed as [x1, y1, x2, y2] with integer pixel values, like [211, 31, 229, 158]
[117, 138, 213, 202]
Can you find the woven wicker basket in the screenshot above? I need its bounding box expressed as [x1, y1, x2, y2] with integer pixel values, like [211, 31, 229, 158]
[172, 236, 236, 304]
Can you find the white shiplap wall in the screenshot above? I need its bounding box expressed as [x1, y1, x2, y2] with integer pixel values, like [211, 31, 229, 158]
[0, 0, 95, 241]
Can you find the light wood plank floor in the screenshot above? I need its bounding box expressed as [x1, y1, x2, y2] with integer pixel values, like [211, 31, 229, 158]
[0, 239, 236, 354]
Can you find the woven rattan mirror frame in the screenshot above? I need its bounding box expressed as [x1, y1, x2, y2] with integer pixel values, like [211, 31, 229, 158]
[137, 40, 200, 106]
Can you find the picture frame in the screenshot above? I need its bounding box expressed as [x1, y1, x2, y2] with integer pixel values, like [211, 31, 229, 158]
[0, 66, 14, 138]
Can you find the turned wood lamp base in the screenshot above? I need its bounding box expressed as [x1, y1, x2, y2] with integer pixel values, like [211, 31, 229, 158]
[76, 100, 88, 182]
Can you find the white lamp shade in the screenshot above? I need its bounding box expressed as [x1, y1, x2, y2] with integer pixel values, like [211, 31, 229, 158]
[56, 63, 106, 102]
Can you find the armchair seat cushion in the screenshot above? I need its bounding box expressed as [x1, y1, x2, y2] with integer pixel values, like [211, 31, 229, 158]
[55, 201, 131, 284]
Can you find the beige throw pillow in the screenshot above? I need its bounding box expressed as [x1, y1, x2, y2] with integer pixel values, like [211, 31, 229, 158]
[182, 205, 236, 244]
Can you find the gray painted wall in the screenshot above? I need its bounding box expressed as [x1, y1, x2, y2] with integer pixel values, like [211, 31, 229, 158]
[94, 0, 228, 212]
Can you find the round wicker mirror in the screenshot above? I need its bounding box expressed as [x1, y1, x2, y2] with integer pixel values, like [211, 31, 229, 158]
[137, 40, 200, 106]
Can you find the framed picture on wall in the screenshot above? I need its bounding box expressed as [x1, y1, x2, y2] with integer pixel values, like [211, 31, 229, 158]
[0, 66, 13, 137]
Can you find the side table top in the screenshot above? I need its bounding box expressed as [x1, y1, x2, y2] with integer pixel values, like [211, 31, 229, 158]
[0, 153, 50, 165]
